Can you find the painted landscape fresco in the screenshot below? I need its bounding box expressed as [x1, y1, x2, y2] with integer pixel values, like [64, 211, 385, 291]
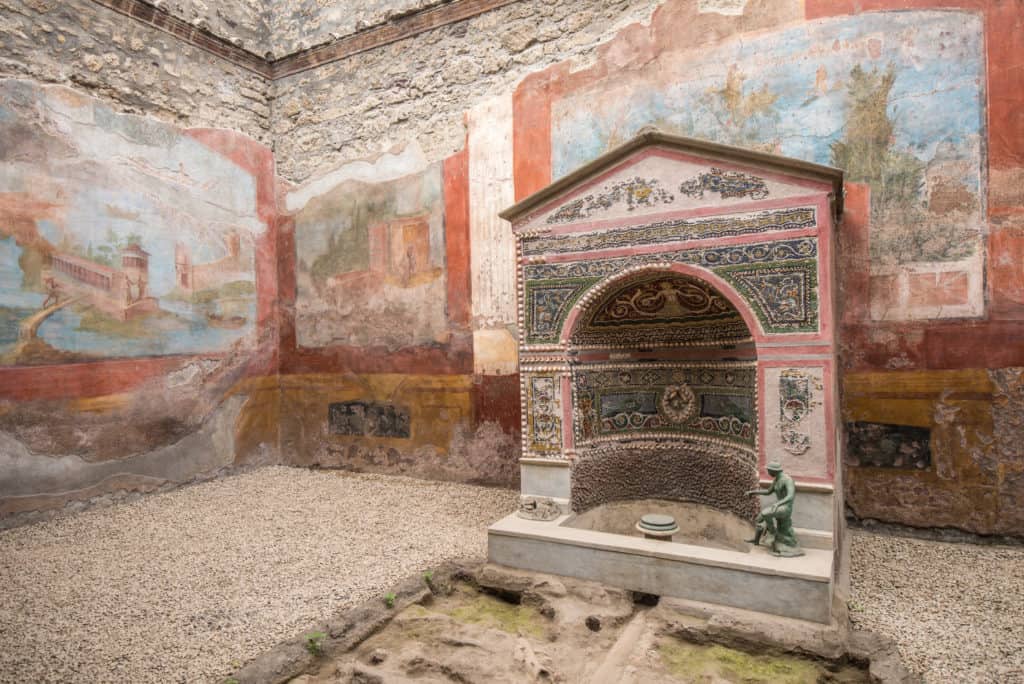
[293, 164, 447, 351]
[552, 11, 985, 320]
[0, 80, 263, 365]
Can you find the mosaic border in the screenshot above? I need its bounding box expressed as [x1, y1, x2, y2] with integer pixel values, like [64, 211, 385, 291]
[522, 237, 818, 281]
[520, 238, 818, 343]
[522, 372, 563, 455]
[523, 207, 816, 256]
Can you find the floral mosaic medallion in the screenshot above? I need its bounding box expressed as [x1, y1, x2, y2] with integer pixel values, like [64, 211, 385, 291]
[679, 167, 770, 201]
[660, 383, 697, 424]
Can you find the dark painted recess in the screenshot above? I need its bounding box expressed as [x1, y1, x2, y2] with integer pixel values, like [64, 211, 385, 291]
[329, 401, 411, 438]
[846, 422, 931, 469]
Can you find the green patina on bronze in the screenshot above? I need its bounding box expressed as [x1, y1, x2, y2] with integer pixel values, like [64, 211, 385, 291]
[745, 462, 804, 557]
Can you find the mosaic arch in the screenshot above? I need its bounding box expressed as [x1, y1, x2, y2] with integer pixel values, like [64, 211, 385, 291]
[505, 131, 842, 508]
[562, 266, 760, 516]
[561, 265, 759, 348]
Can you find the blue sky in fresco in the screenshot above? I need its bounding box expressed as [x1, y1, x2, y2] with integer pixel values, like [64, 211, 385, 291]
[552, 11, 984, 190]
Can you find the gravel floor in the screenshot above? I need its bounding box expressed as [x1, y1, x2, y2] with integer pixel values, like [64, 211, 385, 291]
[3, 473, 1022, 683]
[0, 467, 517, 683]
[849, 529, 1024, 683]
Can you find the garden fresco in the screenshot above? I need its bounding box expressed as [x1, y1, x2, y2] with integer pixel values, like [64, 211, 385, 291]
[552, 11, 985, 320]
[293, 165, 447, 351]
[0, 80, 263, 365]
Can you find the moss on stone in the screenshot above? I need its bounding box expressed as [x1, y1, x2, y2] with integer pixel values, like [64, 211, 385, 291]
[441, 592, 545, 638]
[658, 639, 822, 683]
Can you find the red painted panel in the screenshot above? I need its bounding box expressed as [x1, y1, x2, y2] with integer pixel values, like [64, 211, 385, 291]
[925, 321, 1024, 369]
[990, 222, 1024, 320]
[840, 323, 926, 373]
[276, 214, 298, 368]
[838, 182, 871, 323]
[474, 373, 521, 437]
[443, 145, 472, 329]
[512, 65, 565, 201]
[280, 332, 473, 376]
[0, 355, 204, 401]
[907, 272, 969, 307]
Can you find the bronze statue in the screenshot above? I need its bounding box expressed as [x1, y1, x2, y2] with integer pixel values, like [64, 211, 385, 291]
[745, 462, 804, 557]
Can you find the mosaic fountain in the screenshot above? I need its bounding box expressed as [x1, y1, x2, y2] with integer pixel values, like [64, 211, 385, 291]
[487, 130, 846, 624]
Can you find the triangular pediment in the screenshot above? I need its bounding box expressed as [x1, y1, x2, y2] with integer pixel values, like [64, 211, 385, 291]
[502, 130, 842, 233]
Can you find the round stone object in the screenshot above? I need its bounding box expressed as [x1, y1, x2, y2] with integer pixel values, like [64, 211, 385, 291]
[637, 514, 679, 540]
[639, 514, 678, 531]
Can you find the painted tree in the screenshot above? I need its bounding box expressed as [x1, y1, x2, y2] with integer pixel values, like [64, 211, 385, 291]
[830, 64, 924, 227]
[831, 64, 972, 264]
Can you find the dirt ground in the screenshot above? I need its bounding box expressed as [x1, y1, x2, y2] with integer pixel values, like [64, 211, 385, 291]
[292, 572, 869, 684]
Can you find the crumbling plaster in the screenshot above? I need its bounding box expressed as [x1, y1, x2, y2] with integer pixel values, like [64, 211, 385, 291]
[0, 0, 271, 143]
[272, 0, 665, 182]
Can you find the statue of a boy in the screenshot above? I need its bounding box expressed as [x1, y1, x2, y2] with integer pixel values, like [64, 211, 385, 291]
[745, 462, 804, 557]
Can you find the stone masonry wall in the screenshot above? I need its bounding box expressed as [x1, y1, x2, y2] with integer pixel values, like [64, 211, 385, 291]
[0, 0, 271, 144]
[272, 0, 663, 183]
[156, 0, 269, 52]
[267, 0, 440, 56]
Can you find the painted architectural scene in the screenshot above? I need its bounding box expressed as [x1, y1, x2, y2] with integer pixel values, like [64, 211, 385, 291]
[0, 80, 262, 365]
[292, 163, 447, 351]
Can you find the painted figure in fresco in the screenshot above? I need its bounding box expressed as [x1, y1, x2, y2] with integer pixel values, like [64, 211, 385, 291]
[745, 462, 804, 557]
[124, 275, 149, 304]
[41, 277, 63, 308]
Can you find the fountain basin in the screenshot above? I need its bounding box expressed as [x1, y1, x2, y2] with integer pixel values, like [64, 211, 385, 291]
[564, 499, 753, 552]
[488, 501, 834, 623]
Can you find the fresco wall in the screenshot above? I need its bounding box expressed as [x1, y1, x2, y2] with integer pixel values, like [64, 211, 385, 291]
[552, 11, 985, 320]
[2, 0, 1022, 536]
[274, 140, 518, 487]
[292, 162, 447, 351]
[504, 0, 1024, 536]
[273, 0, 1024, 535]
[0, 81, 262, 365]
[0, 79, 280, 526]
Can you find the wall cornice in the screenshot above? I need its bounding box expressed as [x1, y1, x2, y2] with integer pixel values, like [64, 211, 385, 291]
[89, 0, 522, 80]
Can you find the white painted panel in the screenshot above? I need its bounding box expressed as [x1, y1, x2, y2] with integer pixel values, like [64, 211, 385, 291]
[468, 93, 517, 339]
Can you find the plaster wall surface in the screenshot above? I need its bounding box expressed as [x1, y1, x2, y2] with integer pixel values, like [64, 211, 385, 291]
[0, 0, 271, 143]
[0, 395, 246, 528]
[0, 75, 280, 522]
